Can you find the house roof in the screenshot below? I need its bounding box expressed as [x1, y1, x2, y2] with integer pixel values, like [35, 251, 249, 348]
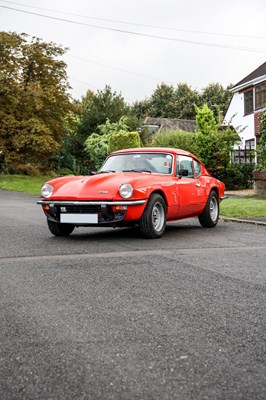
[142, 117, 197, 132]
[232, 61, 266, 91]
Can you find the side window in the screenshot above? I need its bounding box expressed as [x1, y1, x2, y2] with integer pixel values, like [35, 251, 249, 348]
[193, 160, 201, 177]
[177, 155, 194, 178]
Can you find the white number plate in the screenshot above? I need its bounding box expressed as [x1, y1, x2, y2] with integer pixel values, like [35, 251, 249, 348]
[60, 214, 98, 224]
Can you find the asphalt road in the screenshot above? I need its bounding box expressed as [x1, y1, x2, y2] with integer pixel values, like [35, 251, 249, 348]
[0, 190, 266, 400]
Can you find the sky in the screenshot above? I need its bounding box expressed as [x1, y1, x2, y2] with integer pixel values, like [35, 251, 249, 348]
[1, 0, 266, 104]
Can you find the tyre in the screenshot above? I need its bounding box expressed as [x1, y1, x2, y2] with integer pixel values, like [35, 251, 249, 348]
[198, 190, 219, 228]
[139, 193, 166, 238]
[47, 219, 75, 236]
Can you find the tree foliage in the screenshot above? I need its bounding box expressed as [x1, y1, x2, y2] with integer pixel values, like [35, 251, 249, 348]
[130, 82, 232, 122]
[108, 131, 141, 153]
[0, 31, 75, 170]
[151, 104, 239, 183]
[194, 104, 239, 176]
[73, 86, 136, 171]
[257, 110, 266, 171]
[195, 103, 217, 135]
[152, 130, 197, 154]
[78, 86, 129, 138]
[84, 116, 140, 170]
[201, 83, 233, 121]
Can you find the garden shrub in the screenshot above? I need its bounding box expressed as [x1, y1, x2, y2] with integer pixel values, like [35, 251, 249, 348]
[59, 167, 73, 176]
[257, 111, 266, 171]
[108, 131, 141, 153]
[11, 163, 41, 176]
[216, 163, 254, 190]
[151, 130, 198, 153]
[84, 133, 109, 170]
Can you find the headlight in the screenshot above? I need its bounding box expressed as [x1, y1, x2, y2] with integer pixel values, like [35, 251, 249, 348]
[41, 183, 54, 198]
[119, 183, 133, 199]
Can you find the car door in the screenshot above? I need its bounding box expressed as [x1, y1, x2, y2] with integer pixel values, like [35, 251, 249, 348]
[174, 155, 205, 217]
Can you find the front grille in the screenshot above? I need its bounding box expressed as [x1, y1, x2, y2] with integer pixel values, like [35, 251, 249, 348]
[65, 205, 102, 213]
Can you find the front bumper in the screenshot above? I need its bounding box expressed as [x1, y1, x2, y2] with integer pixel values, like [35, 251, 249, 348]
[37, 200, 146, 206]
[37, 199, 146, 226]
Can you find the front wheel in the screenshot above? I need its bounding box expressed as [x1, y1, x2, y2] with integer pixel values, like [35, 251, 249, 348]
[47, 219, 75, 236]
[198, 190, 219, 228]
[139, 193, 166, 239]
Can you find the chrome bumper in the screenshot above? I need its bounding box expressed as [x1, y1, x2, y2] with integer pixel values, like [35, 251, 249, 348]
[220, 196, 228, 201]
[37, 200, 146, 206]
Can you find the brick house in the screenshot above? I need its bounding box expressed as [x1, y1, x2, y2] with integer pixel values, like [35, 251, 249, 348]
[224, 61, 266, 152]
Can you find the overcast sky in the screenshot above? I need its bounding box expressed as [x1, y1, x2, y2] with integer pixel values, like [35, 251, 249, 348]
[1, 0, 266, 103]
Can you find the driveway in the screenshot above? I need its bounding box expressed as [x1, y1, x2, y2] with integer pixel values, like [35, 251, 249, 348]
[0, 190, 266, 400]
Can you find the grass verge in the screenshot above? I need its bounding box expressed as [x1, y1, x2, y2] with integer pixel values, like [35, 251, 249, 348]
[220, 197, 266, 218]
[0, 174, 52, 195]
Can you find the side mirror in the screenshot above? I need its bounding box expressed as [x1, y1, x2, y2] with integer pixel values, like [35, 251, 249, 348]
[178, 169, 189, 178]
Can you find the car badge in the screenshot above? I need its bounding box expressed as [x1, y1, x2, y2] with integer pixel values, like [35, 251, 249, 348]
[98, 190, 109, 194]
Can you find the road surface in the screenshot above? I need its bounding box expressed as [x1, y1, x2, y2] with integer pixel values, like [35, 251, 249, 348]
[0, 190, 265, 399]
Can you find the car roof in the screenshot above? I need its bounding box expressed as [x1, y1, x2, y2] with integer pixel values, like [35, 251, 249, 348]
[111, 147, 204, 166]
[111, 147, 196, 158]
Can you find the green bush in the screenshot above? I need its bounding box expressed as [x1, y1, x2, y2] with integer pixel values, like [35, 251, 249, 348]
[257, 111, 266, 171]
[151, 130, 198, 153]
[150, 126, 253, 190]
[11, 163, 41, 176]
[108, 131, 141, 153]
[216, 163, 254, 190]
[84, 133, 109, 170]
[59, 167, 73, 176]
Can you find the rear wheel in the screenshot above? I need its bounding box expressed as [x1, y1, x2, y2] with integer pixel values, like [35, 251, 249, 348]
[139, 193, 166, 238]
[47, 219, 75, 236]
[198, 190, 219, 228]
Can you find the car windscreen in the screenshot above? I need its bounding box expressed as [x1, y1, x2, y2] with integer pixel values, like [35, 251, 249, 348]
[100, 153, 173, 174]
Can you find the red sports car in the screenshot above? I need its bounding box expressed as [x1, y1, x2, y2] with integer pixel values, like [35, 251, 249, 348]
[38, 147, 226, 239]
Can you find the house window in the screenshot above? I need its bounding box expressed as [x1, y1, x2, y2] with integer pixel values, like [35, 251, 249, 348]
[244, 90, 253, 115]
[255, 82, 266, 110]
[245, 139, 255, 149]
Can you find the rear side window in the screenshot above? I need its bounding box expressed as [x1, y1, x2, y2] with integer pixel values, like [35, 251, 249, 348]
[193, 160, 201, 177]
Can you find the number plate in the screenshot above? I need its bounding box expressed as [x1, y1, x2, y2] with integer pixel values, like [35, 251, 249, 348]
[60, 214, 98, 224]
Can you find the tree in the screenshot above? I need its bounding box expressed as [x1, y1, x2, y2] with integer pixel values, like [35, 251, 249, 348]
[174, 83, 201, 119]
[129, 82, 232, 122]
[132, 83, 200, 120]
[0, 31, 75, 170]
[195, 103, 217, 136]
[194, 104, 239, 176]
[148, 83, 176, 118]
[73, 86, 131, 171]
[84, 116, 139, 170]
[130, 99, 150, 119]
[78, 86, 129, 137]
[256, 110, 266, 171]
[201, 83, 233, 122]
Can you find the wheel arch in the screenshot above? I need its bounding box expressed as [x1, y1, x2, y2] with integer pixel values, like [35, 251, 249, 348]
[149, 189, 168, 207]
[210, 186, 218, 196]
[209, 185, 223, 201]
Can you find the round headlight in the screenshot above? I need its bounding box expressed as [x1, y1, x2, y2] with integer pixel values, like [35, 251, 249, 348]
[119, 183, 133, 199]
[41, 183, 54, 198]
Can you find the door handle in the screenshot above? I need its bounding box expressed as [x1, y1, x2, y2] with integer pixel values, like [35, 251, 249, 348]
[196, 182, 201, 187]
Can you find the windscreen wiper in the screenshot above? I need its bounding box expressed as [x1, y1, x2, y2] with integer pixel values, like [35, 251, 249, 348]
[122, 169, 151, 173]
[91, 170, 116, 175]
